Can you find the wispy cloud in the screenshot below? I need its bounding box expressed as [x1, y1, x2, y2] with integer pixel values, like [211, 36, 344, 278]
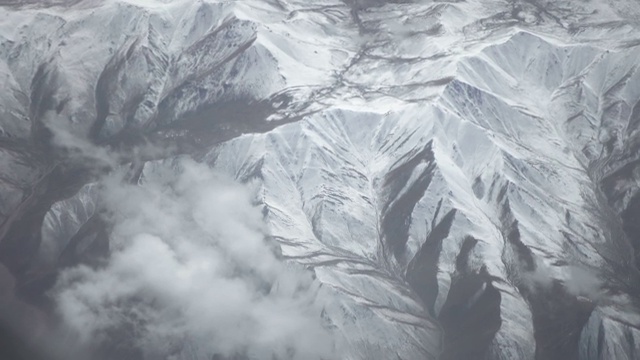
[51, 158, 335, 359]
[522, 258, 604, 301]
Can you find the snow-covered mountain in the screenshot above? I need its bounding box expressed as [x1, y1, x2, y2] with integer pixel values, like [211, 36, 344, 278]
[2, 0, 640, 359]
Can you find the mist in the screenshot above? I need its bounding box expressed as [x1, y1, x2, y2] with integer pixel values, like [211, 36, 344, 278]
[50, 158, 336, 360]
[521, 258, 604, 302]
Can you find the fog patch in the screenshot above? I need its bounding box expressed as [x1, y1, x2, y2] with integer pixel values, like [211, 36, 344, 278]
[522, 258, 604, 301]
[564, 266, 603, 300]
[51, 159, 335, 359]
[46, 119, 116, 167]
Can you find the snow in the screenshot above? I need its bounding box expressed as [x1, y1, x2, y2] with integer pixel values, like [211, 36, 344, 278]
[4, 0, 640, 358]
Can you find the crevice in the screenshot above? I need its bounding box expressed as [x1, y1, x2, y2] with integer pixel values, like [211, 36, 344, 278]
[406, 208, 456, 316]
[438, 266, 502, 360]
[380, 141, 436, 260]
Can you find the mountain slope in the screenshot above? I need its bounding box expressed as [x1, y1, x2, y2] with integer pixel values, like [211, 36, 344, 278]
[2, 0, 640, 359]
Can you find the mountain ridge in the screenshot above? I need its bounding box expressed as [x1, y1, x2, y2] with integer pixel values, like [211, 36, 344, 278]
[2, 0, 640, 359]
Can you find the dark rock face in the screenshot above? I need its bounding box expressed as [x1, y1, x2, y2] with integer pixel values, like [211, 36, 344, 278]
[622, 193, 640, 269]
[438, 269, 502, 360]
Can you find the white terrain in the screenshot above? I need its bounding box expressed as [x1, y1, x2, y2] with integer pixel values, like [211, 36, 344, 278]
[1, 0, 640, 359]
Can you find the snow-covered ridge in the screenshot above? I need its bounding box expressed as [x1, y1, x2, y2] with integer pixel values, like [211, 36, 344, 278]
[2, 0, 640, 359]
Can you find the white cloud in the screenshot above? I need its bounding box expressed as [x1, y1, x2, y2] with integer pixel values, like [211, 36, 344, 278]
[521, 258, 604, 301]
[51, 158, 335, 359]
[46, 119, 116, 168]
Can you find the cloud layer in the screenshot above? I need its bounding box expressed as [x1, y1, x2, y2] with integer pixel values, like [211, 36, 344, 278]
[51, 159, 335, 360]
